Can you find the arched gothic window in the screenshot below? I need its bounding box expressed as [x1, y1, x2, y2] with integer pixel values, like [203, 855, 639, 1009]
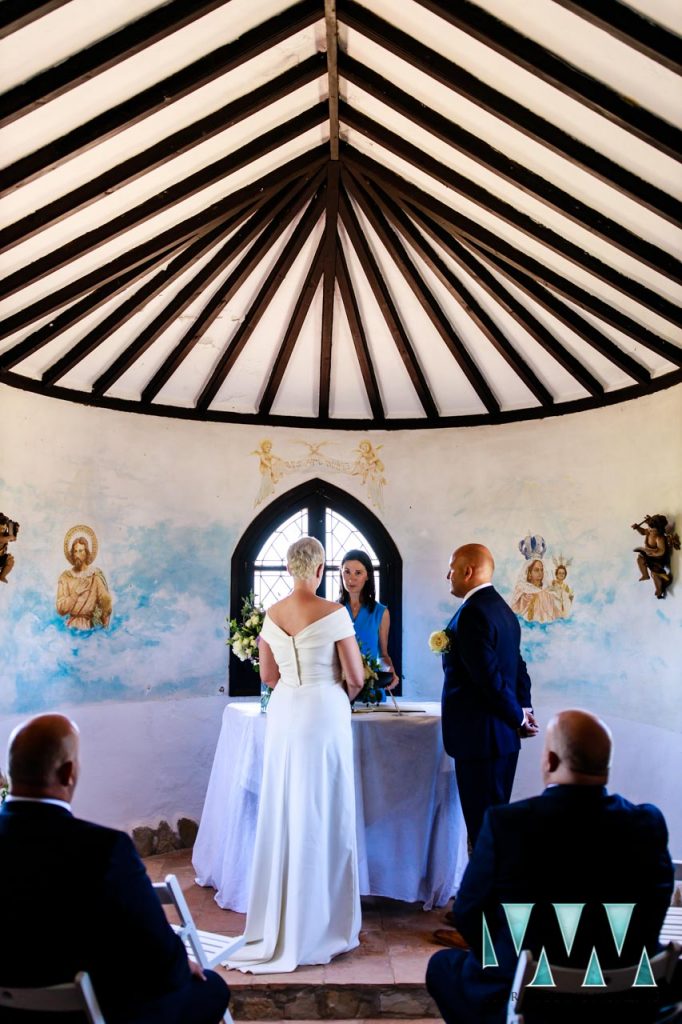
[229, 478, 402, 696]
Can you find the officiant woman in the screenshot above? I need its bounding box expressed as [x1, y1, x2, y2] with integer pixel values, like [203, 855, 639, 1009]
[338, 549, 399, 691]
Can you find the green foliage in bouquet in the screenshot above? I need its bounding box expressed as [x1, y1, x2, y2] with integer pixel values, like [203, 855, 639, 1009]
[226, 592, 265, 672]
[356, 646, 384, 705]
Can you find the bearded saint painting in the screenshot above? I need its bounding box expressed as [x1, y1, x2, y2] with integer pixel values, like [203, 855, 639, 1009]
[56, 525, 112, 631]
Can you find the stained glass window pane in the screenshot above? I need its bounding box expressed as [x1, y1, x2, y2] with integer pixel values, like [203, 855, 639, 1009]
[254, 571, 293, 609]
[325, 508, 378, 564]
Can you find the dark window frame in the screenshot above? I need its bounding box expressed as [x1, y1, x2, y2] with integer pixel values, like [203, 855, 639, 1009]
[229, 477, 402, 696]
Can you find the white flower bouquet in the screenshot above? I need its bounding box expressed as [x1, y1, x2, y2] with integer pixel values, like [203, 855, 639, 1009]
[226, 592, 265, 670]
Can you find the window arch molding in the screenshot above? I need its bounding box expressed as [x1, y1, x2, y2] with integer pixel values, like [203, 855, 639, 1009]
[229, 477, 402, 696]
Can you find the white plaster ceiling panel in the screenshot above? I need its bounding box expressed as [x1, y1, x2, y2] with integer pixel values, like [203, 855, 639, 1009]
[0, 0, 679, 427]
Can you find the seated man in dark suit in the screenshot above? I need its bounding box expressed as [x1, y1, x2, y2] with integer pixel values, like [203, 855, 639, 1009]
[426, 709, 675, 1024]
[0, 713, 230, 1024]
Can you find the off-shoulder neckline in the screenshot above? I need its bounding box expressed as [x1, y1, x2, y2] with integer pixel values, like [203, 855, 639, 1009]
[265, 606, 347, 640]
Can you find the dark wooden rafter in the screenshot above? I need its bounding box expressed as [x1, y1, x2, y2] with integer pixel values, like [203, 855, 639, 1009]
[0, 0, 69, 38]
[43, 206, 261, 385]
[412, 0, 682, 159]
[465, 240, 682, 371]
[0, 0, 321, 195]
[0, 54, 327, 255]
[0, 247, 181, 371]
[334, 241, 384, 421]
[350, 150, 682, 368]
[338, 186, 439, 420]
[325, 0, 340, 160]
[343, 166, 502, 413]
[528, 0, 682, 75]
[341, 0, 680, 226]
[140, 171, 327, 403]
[339, 56, 682, 282]
[196, 186, 329, 411]
[0, 106, 329, 302]
[259, 236, 326, 415]
[402, 200, 651, 385]
[0, 150, 327, 343]
[346, 163, 562, 403]
[319, 163, 341, 419]
[0, 0, 235, 127]
[341, 105, 682, 327]
[415, 209, 649, 387]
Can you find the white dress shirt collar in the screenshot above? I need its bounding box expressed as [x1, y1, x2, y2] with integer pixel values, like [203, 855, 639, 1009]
[461, 581, 494, 604]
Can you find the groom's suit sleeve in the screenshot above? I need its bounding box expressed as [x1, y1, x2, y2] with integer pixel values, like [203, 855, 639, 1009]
[457, 603, 524, 729]
[516, 652, 532, 709]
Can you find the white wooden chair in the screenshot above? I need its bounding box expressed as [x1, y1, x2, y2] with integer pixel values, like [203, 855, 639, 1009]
[507, 942, 681, 1024]
[0, 971, 106, 1022]
[153, 873, 246, 1024]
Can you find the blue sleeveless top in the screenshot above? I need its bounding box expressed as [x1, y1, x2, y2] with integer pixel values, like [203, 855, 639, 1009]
[346, 601, 386, 662]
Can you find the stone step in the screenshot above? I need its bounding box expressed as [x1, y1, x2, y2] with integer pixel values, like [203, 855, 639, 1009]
[229, 982, 439, 1020]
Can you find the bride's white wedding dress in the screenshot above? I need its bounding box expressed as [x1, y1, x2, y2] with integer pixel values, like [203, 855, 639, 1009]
[226, 607, 361, 973]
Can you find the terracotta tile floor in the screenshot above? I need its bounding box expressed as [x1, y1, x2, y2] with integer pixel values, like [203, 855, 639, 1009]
[143, 848, 445, 1016]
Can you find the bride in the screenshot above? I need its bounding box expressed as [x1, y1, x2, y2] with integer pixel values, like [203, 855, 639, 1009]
[227, 536, 365, 973]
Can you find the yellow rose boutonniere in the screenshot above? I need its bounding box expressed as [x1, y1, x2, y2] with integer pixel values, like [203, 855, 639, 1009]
[429, 629, 451, 654]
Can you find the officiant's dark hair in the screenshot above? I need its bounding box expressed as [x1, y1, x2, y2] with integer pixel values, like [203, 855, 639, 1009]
[338, 549, 376, 610]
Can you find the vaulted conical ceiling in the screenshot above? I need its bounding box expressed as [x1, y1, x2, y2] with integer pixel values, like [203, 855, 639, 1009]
[1, 0, 680, 427]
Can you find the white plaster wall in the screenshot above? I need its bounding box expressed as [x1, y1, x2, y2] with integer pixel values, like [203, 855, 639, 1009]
[1, 384, 680, 851]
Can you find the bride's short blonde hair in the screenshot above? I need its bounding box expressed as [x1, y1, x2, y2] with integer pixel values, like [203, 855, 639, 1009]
[287, 536, 325, 580]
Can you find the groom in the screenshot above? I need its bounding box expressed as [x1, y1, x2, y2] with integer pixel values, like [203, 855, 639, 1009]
[437, 544, 537, 945]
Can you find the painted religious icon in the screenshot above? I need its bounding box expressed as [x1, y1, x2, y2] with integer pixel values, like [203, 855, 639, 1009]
[56, 525, 112, 630]
[548, 557, 574, 619]
[510, 534, 574, 624]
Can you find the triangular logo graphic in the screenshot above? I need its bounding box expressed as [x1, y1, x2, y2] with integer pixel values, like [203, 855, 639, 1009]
[633, 947, 657, 987]
[528, 947, 555, 987]
[482, 913, 498, 968]
[603, 903, 635, 956]
[502, 903, 534, 955]
[582, 948, 606, 987]
[553, 904, 584, 955]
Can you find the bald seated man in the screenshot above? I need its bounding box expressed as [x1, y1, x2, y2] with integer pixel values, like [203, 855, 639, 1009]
[440, 544, 537, 853]
[427, 709, 675, 1024]
[0, 714, 230, 1024]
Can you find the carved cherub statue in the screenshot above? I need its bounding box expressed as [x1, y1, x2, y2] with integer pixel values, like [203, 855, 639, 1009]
[631, 514, 680, 599]
[0, 512, 19, 584]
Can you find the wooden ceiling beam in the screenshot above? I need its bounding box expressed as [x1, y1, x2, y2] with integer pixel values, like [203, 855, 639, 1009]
[339, 118, 681, 329]
[337, 186, 439, 420]
[340, 1, 680, 226]
[0, 54, 327, 255]
[0, 249, 179, 371]
[319, 162, 341, 419]
[0, 0, 69, 38]
[411, 0, 681, 159]
[334, 240, 385, 422]
[348, 149, 682, 367]
[340, 56, 681, 283]
[530, 0, 682, 76]
[0, 150, 325, 341]
[343, 166, 503, 413]
[0, 0, 236, 127]
[0, 106, 328, 302]
[395, 196, 646, 387]
[0, 0, 320, 192]
[348, 166, 565, 403]
[42, 209, 258, 385]
[140, 172, 326, 404]
[325, 0, 340, 161]
[259, 235, 326, 416]
[196, 186, 328, 411]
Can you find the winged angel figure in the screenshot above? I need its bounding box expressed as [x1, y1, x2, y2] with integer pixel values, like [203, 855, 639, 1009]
[631, 514, 680, 599]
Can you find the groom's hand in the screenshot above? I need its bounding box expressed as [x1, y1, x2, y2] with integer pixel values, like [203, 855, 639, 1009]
[519, 708, 539, 737]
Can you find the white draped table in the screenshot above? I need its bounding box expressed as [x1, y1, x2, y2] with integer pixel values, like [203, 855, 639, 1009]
[193, 701, 467, 912]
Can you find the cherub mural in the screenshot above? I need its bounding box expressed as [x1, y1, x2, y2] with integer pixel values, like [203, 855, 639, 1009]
[632, 514, 679, 599]
[56, 525, 112, 630]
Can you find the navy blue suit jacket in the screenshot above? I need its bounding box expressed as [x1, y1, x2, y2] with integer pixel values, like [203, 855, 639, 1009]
[441, 586, 532, 761]
[450, 785, 673, 1019]
[0, 800, 191, 1020]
